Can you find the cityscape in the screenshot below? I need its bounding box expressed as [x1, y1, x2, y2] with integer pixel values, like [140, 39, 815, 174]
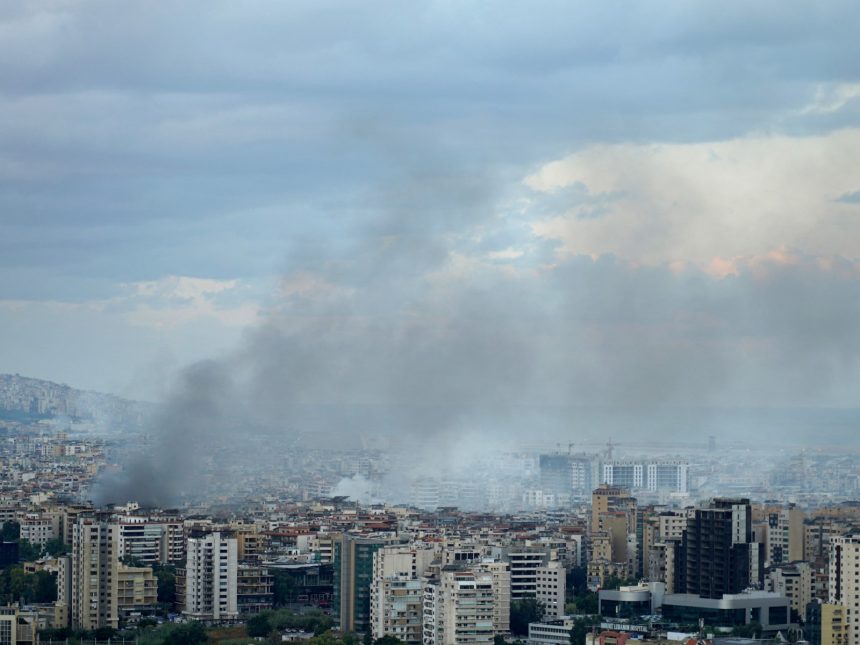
[2, 3, 860, 645]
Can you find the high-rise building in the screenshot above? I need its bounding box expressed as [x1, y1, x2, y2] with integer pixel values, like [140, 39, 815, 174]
[334, 535, 387, 633]
[473, 560, 511, 635]
[678, 498, 763, 599]
[371, 544, 436, 643]
[423, 568, 501, 645]
[539, 453, 596, 501]
[535, 560, 565, 619]
[71, 516, 119, 630]
[829, 534, 860, 645]
[184, 532, 239, 622]
[602, 461, 688, 494]
[764, 505, 805, 566]
[821, 603, 849, 645]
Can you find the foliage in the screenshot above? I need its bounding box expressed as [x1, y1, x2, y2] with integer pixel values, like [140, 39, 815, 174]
[0, 522, 19, 542]
[0, 566, 57, 603]
[567, 566, 587, 594]
[569, 616, 602, 645]
[17, 539, 41, 562]
[310, 630, 349, 645]
[44, 538, 70, 556]
[154, 565, 177, 605]
[120, 554, 146, 568]
[272, 568, 297, 606]
[572, 591, 598, 614]
[510, 598, 545, 636]
[138, 621, 208, 645]
[600, 575, 636, 591]
[373, 636, 405, 645]
[495, 636, 508, 645]
[247, 613, 273, 637]
[731, 621, 762, 638]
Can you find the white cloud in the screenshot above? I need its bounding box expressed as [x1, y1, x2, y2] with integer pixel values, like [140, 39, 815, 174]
[526, 128, 860, 266]
[800, 82, 860, 115]
[120, 276, 259, 330]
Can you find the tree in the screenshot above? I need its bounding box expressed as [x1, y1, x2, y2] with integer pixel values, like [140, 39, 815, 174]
[510, 599, 545, 636]
[567, 566, 587, 595]
[273, 569, 296, 606]
[573, 591, 598, 614]
[247, 613, 273, 638]
[374, 636, 405, 645]
[569, 617, 601, 645]
[43, 538, 69, 557]
[731, 621, 762, 638]
[154, 566, 176, 605]
[0, 522, 19, 542]
[494, 635, 508, 645]
[310, 630, 346, 645]
[161, 621, 208, 645]
[33, 570, 57, 602]
[16, 540, 41, 562]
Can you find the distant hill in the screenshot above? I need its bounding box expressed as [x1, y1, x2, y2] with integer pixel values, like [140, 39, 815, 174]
[0, 373, 153, 431]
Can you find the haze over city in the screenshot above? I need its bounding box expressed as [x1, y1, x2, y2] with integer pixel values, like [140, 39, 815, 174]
[0, 4, 859, 644]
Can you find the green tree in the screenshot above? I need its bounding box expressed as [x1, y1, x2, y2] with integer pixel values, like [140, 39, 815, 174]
[494, 635, 508, 645]
[731, 621, 762, 638]
[374, 636, 405, 645]
[17, 540, 41, 562]
[162, 621, 208, 645]
[310, 630, 346, 645]
[43, 538, 70, 556]
[273, 569, 296, 606]
[0, 522, 19, 542]
[33, 570, 57, 602]
[510, 599, 545, 636]
[154, 565, 177, 605]
[247, 613, 273, 637]
[573, 591, 598, 614]
[567, 566, 587, 594]
[569, 617, 601, 645]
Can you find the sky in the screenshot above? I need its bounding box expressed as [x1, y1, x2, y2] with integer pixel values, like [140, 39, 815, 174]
[2, 1, 860, 427]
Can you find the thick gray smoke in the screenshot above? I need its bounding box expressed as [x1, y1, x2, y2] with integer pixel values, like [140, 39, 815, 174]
[91, 153, 860, 507]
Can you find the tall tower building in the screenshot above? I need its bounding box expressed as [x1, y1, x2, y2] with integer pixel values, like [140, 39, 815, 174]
[71, 516, 119, 630]
[371, 544, 436, 643]
[334, 535, 387, 634]
[184, 532, 238, 622]
[423, 568, 500, 645]
[679, 498, 763, 599]
[829, 533, 860, 645]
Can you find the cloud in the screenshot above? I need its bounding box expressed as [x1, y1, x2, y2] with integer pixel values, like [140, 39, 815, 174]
[526, 129, 860, 265]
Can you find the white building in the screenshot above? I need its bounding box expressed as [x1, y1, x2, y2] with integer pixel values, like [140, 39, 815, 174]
[535, 560, 566, 619]
[19, 512, 58, 547]
[371, 544, 437, 643]
[184, 532, 238, 622]
[829, 534, 860, 645]
[116, 518, 185, 566]
[423, 568, 497, 645]
[602, 460, 688, 494]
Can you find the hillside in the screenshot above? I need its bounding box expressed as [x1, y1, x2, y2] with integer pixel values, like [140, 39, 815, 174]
[0, 373, 152, 431]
